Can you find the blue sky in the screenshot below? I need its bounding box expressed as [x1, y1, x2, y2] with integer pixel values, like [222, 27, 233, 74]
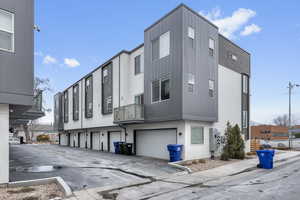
[34, 0, 300, 124]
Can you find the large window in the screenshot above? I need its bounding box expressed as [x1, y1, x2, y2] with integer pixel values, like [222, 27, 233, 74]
[209, 38, 215, 56]
[73, 84, 79, 121]
[85, 75, 93, 118]
[242, 74, 248, 94]
[151, 79, 170, 103]
[134, 55, 142, 75]
[188, 73, 195, 92]
[209, 80, 215, 97]
[152, 31, 170, 60]
[63, 91, 69, 123]
[0, 9, 14, 52]
[191, 127, 204, 144]
[188, 26, 195, 48]
[102, 64, 113, 114]
[242, 110, 248, 128]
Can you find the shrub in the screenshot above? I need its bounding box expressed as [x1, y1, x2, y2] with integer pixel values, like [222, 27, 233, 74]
[221, 122, 245, 160]
[37, 134, 50, 142]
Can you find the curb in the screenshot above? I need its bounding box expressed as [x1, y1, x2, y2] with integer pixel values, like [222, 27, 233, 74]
[8, 176, 72, 197]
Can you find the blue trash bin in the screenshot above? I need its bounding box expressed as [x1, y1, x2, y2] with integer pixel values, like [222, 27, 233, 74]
[113, 142, 124, 154]
[256, 150, 275, 169]
[167, 144, 183, 162]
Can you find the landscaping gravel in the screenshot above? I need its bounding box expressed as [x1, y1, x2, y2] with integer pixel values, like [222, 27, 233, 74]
[0, 183, 64, 200]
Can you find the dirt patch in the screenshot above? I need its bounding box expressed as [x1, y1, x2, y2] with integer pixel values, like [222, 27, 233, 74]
[181, 158, 241, 172]
[0, 183, 64, 200]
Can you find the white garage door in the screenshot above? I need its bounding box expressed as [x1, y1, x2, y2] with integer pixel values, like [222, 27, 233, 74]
[109, 132, 121, 153]
[136, 129, 177, 160]
[80, 133, 87, 148]
[92, 132, 101, 150]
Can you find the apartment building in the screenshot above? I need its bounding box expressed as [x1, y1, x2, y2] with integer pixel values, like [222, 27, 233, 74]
[54, 4, 250, 160]
[0, 0, 44, 183]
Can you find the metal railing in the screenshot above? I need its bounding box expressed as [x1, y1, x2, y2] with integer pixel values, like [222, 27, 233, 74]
[114, 104, 144, 123]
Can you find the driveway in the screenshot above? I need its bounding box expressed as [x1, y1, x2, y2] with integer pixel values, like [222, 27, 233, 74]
[9, 144, 181, 191]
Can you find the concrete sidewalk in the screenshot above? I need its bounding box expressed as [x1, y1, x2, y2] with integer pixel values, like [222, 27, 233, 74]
[65, 150, 300, 200]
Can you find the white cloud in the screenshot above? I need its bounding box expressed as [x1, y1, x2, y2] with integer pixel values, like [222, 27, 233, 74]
[64, 58, 80, 68]
[240, 24, 261, 36]
[43, 55, 57, 64]
[200, 7, 259, 39]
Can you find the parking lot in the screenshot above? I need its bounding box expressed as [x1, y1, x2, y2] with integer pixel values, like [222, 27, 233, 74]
[9, 144, 181, 191]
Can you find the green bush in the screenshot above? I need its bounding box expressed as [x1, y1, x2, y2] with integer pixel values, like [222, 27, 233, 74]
[37, 134, 50, 142]
[221, 122, 245, 160]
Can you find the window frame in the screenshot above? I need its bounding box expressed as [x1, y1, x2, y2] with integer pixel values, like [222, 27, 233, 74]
[63, 91, 69, 123]
[134, 94, 144, 105]
[209, 79, 215, 98]
[191, 126, 205, 145]
[242, 110, 248, 128]
[134, 55, 141, 75]
[209, 38, 215, 56]
[0, 9, 14, 53]
[85, 75, 93, 118]
[152, 31, 171, 61]
[72, 84, 79, 121]
[151, 78, 171, 104]
[242, 74, 248, 94]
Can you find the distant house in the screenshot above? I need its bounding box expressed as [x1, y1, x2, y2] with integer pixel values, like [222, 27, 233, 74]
[251, 125, 289, 140]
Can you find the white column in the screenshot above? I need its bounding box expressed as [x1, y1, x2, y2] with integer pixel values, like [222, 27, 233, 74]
[0, 104, 9, 184]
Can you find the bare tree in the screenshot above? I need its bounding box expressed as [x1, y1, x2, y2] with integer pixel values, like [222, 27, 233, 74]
[272, 114, 297, 127]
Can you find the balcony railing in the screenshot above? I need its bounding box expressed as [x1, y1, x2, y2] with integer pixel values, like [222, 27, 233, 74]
[114, 104, 144, 124]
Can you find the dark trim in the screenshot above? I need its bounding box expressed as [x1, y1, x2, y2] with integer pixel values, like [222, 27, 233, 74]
[67, 133, 70, 146]
[90, 132, 93, 149]
[101, 62, 113, 115]
[72, 84, 79, 121]
[144, 4, 217, 32]
[108, 131, 122, 152]
[85, 75, 93, 118]
[219, 34, 250, 56]
[77, 132, 81, 148]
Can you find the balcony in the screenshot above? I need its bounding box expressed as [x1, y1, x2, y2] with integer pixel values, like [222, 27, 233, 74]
[114, 104, 144, 124]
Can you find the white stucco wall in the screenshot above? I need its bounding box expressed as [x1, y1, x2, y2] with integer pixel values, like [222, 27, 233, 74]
[0, 104, 9, 183]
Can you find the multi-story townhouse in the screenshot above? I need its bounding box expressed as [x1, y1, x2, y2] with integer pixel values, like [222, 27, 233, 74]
[0, 0, 43, 183]
[54, 4, 250, 160]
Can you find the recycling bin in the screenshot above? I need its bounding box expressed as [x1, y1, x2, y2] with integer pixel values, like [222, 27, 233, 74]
[167, 144, 183, 162]
[256, 149, 275, 169]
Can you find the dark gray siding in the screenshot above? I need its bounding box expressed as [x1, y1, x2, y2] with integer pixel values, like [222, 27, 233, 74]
[85, 75, 93, 118]
[144, 7, 183, 122]
[54, 93, 64, 131]
[73, 84, 79, 121]
[218, 34, 250, 76]
[182, 7, 218, 122]
[0, 0, 34, 106]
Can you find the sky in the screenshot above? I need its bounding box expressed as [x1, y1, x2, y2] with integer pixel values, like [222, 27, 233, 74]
[34, 0, 300, 125]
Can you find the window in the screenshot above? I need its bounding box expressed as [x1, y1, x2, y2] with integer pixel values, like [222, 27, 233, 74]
[188, 27, 195, 48]
[63, 91, 69, 123]
[0, 9, 14, 52]
[73, 84, 79, 121]
[209, 80, 215, 97]
[102, 63, 113, 114]
[85, 76, 93, 118]
[151, 79, 171, 103]
[103, 69, 108, 82]
[242, 75, 248, 94]
[152, 31, 170, 60]
[161, 79, 170, 100]
[106, 96, 112, 113]
[231, 54, 237, 61]
[152, 80, 160, 103]
[191, 127, 204, 144]
[188, 27, 195, 39]
[243, 110, 248, 128]
[159, 31, 170, 59]
[134, 55, 141, 75]
[188, 73, 195, 92]
[209, 38, 215, 56]
[134, 94, 144, 105]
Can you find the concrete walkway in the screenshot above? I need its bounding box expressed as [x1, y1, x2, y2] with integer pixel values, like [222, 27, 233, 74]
[65, 150, 300, 200]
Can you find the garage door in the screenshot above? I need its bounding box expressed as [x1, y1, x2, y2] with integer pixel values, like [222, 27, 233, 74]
[109, 131, 121, 153]
[92, 132, 101, 150]
[79, 133, 87, 148]
[136, 129, 177, 160]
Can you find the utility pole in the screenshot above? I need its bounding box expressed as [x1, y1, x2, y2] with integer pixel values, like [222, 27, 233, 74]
[288, 82, 300, 149]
